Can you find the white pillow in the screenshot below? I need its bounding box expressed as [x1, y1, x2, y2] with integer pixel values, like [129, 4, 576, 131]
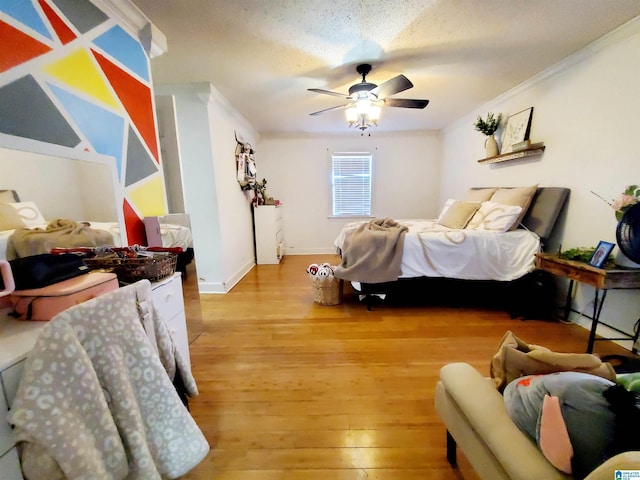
[9, 201, 47, 228]
[466, 201, 523, 233]
[436, 199, 456, 222]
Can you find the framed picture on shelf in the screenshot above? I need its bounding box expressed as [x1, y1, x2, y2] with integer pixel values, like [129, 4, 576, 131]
[589, 241, 615, 268]
[500, 107, 534, 154]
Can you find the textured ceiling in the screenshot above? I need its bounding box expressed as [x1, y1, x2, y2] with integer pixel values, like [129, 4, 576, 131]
[132, 0, 640, 135]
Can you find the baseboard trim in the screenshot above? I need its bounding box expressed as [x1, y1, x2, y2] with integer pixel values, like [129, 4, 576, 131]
[198, 259, 255, 294]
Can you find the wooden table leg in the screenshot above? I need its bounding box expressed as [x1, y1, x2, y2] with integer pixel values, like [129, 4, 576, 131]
[563, 279, 575, 321]
[587, 288, 607, 353]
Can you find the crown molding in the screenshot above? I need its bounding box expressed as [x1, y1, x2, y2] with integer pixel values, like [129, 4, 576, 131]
[90, 0, 167, 58]
[155, 83, 259, 141]
[445, 15, 640, 134]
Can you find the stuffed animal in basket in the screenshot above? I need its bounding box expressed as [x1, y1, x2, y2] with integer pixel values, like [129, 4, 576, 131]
[306, 264, 319, 277]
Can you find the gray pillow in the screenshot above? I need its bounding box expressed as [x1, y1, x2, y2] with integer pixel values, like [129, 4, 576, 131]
[504, 372, 616, 479]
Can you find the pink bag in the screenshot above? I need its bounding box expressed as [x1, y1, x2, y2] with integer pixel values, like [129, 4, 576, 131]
[9, 272, 119, 321]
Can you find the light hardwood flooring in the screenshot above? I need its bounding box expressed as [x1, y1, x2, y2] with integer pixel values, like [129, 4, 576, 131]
[178, 254, 632, 480]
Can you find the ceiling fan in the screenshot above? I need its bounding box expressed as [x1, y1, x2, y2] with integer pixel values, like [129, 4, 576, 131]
[308, 63, 429, 130]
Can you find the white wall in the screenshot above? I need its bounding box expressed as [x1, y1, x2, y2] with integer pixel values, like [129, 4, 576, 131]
[440, 19, 640, 343]
[156, 83, 258, 293]
[257, 131, 441, 254]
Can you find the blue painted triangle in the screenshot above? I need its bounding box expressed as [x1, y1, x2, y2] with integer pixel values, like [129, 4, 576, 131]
[93, 25, 149, 81]
[48, 83, 125, 179]
[0, 0, 52, 40]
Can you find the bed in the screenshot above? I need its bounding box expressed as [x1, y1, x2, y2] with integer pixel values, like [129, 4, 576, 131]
[333, 186, 570, 311]
[0, 189, 193, 262]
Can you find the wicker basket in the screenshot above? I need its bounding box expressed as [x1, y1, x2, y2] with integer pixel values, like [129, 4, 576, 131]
[84, 252, 177, 283]
[312, 276, 343, 305]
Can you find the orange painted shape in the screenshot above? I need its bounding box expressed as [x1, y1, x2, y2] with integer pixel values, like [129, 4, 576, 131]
[38, 0, 76, 45]
[123, 198, 146, 246]
[0, 20, 52, 73]
[38, 0, 77, 45]
[92, 50, 159, 162]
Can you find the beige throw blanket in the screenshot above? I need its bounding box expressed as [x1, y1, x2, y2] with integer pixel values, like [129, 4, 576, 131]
[334, 218, 408, 283]
[8, 280, 209, 479]
[6, 218, 114, 259]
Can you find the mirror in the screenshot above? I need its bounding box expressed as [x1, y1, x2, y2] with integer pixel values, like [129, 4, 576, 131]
[0, 133, 123, 225]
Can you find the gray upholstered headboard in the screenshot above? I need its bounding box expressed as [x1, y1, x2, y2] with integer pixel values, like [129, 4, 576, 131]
[521, 187, 570, 246]
[470, 186, 570, 248]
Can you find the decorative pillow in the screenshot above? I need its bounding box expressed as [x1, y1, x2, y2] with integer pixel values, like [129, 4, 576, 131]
[489, 185, 538, 230]
[466, 201, 523, 232]
[0, 190, 18, 204]
[436, 200, 480, 229]
[436, 198, 456, 222]
[466, 187, 498, 202]
[504, 372, 617, 479]
[0, 203, 26, 230]
[489, 330, 616, 392]
[8, 201, 47, 228]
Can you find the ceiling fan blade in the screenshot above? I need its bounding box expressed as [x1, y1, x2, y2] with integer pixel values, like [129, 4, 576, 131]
[370, 74, 413, 98]
[307, 88, 350, 99]
[383, 98, 429, 109]
[309, 104, 349, 116]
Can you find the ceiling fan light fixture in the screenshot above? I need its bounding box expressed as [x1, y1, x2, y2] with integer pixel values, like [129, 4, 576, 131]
[368, 104, 381, 122]
[356, 97, 371, 115]
[345, 106, 359, 123]
[346, 102, 381, 131]
[309, 63, 428, 133]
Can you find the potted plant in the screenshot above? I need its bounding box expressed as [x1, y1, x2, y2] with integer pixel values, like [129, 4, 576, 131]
[474, 112, 502, 157]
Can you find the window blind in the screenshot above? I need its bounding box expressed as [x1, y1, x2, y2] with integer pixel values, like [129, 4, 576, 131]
[331, 153, 372, 217]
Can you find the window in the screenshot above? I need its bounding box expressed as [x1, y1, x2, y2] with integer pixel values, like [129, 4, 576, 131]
[331, 152, 372, 217]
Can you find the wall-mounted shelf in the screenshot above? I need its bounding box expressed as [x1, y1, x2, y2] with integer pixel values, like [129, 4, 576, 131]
[477, 146, 546, 164]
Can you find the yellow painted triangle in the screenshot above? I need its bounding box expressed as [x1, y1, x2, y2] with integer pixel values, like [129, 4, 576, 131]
[128, 176, 167, 217]
[44, 49, 120, 109]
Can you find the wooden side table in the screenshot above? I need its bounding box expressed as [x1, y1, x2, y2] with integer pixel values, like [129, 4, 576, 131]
[535, 253, 640, 353]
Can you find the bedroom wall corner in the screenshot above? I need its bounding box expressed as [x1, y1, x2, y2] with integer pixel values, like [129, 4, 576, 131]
[155, 82, 259, 294]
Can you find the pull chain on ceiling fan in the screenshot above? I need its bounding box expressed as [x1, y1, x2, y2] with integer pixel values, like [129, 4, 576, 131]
[308, 64, 429, 131]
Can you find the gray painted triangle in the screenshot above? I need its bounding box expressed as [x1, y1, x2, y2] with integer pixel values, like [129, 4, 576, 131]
[0, 75, 80, 147]
[125, 126, 158, 186]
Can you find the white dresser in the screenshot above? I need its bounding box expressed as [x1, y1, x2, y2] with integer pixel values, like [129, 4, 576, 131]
[0, 311, 44, 480]
[254, 205, 284, 264]
[150, 273, 190, 366]
[0, 273, 190, 479]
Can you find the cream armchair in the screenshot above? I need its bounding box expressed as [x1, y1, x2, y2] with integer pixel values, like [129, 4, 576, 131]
[434, 362, 640, 480]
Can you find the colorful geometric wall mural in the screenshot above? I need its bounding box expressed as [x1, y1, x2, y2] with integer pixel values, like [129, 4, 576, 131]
[0, 0, 167, 245]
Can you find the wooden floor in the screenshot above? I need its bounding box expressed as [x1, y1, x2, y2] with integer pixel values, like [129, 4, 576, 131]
[178, 254, 632, 480]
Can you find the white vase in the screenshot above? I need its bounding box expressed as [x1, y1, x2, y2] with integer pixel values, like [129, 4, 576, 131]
[484, 135, 499, 157]
[614, 249, 640, 268]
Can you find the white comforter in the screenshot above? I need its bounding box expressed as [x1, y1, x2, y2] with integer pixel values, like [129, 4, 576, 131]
[0, 221, 193, 260]
[334, 219, 541, 282]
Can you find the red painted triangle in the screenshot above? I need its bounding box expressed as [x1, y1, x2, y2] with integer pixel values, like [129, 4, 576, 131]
[0, 20, 52, 73]
[38, 0, 76, 45]
[123, 198, 146, 246]
[92, 49, 159, 162]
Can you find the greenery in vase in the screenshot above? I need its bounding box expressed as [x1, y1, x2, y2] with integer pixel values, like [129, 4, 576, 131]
[474, 112, 502, 136]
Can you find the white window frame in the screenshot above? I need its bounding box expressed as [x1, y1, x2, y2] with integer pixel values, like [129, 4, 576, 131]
[330, 152, 373, 218]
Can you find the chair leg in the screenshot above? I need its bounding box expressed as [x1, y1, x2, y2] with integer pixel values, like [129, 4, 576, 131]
[446, 430, 457, 466]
